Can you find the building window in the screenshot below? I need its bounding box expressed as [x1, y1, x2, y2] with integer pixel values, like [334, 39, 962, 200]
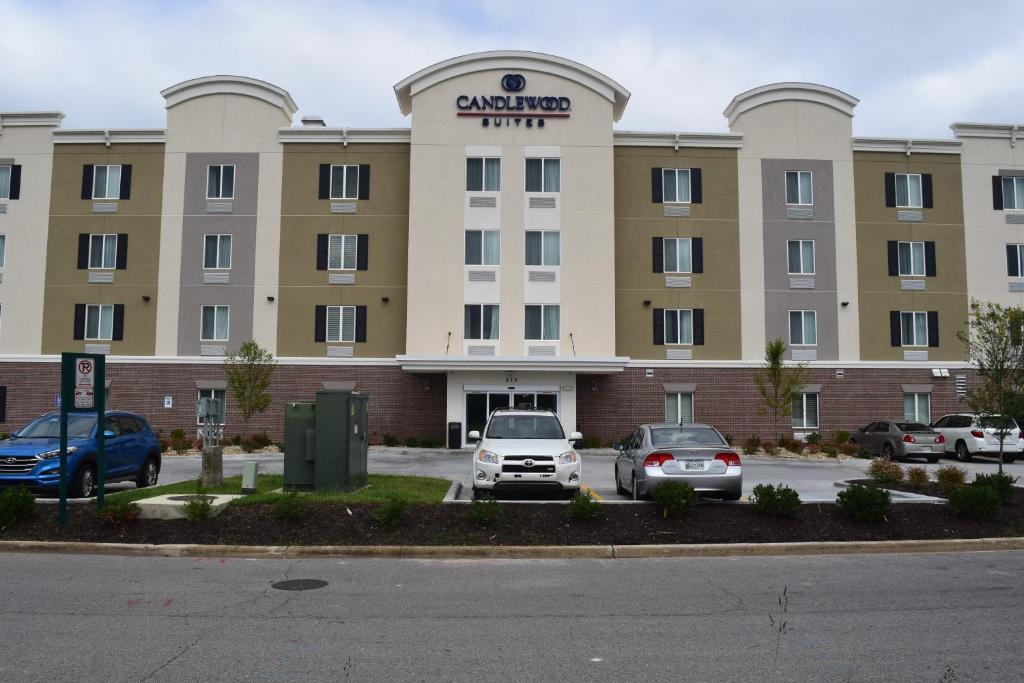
[197, 388, 226, 426]
[525, 231, 559, 266]
[0, 234, 5, 270]
[465, 230, 500, 266]
[85, 304, 114, 340]
[525, 158, 560, 192]
[464, 304, 499, 340]
[93, 165, 122, 200]
[895, 173, 923, 208]
[792, 393, 819, 429]
[1003, 177, 1024, 210]
[785, 171, 813, 205]
[904, 392, 931, 423]
[200, 305, 229, 341]
[0, 165, 10, 199]
[663, 237, 692, 273]
[787, 239, 814, 275]
[789, 310, 817, 346]
[203, 234, 232, 270]
[328, 234, 358, 270]
[662, 168, 691, 204]
[665, 392, 694, 424]
[329, 165, 359, 200]
[525, 304, 559, 340]
[898, 241, 925, 277]
[664, 309, 694, 345]
[1008, 244, 1024, 277]
[466, 157, 500, 192]
[326, 305, 355, 343]
[88, 234, 118, 269]
[900, 311, 928, 347]
[207, 165, 235, 199]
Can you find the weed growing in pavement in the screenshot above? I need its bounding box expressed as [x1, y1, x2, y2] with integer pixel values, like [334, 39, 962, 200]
[836, 483, 891, 523]
[97, 497, 140, 526]
[373, 497, 408, 527]
[972, 472, 1018, 504]
[867, 458, 904, 486]
[767, 586, 789, 683]
[469, 494, 503, 526]
[272, 491, 308, 521]
[935, 465, 968, 496]
[904, 466, 931, 491]
[0, 486, 35, 530]
[949, 484, 1001, 520]
[651, 480, 698, 518]
[567, 491, 601, 521]
[184, 477, 213, 523]
[751, 483, 801, 518]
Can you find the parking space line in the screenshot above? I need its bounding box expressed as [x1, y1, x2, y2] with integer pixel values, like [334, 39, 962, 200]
[583, 485, 604, 501]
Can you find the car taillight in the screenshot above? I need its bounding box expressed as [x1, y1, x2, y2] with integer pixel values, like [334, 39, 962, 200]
[714, 452, 741, 467]
[643, 452, 674, 467]
[970, 430, 985, 439]
[936, 434, 945, 444]
[902, 434, 916, 443]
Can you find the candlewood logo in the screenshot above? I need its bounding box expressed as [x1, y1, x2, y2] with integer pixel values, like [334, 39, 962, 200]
[456, 74, 571, 128]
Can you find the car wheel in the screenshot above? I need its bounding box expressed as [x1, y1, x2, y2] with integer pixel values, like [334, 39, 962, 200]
[926, 455, 940, 464]
[1004, 454, 1017, 465]
[135, 457, 159, 489]
[614, 463, 627, 495]
[71, 463, 96, 498]
[955, 441, 972, 462]
[881, 443, 894, 461]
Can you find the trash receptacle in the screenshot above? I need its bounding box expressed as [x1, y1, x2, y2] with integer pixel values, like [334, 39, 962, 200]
[447, 422, 462, 449]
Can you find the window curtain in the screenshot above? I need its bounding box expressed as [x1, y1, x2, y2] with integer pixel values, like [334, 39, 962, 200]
[799, 172, 812, 204]
[543, 305, 560, 340]
[803, 312, 816, 345]
[664, 239, 678, 272]
[543, 231, 560, 266]
[215, 307, 229, 340]
[103, 235, 116, 268]
[915, 312, 927, 345]
[483, 305, 499, 339]
[484, 158, 500, 191]
[218, 236, 231, 268]
[802, 241, 814, 273]
[483, 231, 500, 265]
[0, 166, 10, 198]
[543, 159, 560, 192]
[677, 238, 692, 272]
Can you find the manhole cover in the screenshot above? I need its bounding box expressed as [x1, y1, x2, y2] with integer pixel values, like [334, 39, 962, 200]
[271, 579, 328, 591]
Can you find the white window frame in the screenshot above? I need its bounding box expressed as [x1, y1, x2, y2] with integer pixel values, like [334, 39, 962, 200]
[202, 234, 232, 270]
[662, 168, 692, 204]
[196, 388, 226, 426]
[88, 234, 118, 270]
[206, 164, 235, 200]
[466, 157, 501, 192]
[84, 304, 114, 341]
[1003, 177, 1024, 210]
[786, 239, 815, 275]
[664, 309, 694, 346]
[328, 234, 358, 270]
[1009, 244, 1024, 277]
[792, 392, 820, 429]
[904, 392, 931, 423]
[900, 310, 928, 347]
[785, 170, 813, 206]
[663, 237, 692, 274]
[465, 230, 501, 266]
[525, 230, 559, 267]
[665, 392, 695, 424]
[464, 304, 500, 340]
[92, 164, 121, 200]
[898, 241, 925, 277]
[0, 165, 10, 200]
[524, 304, 559, 341]
[0, 234, 6, 271]
[895, 173, 923, 209]
[326, 305, 356, 343]
[788, 310, 817, 346]
[200, 305, 230, 342]
[525, 158, 560, 193]
[329, 165, 359, 200]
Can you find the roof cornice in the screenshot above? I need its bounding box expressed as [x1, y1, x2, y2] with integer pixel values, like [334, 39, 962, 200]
[852, 137, 961, 155]
[0, 112, 65, 129]
[278, 127, 411, 144]
[53, 129, 166, 145]
[951, 122, 1022, 143]
[161, 75, 298, 119]
[614, 130, 743, 149]
[724, 82, 858, 126]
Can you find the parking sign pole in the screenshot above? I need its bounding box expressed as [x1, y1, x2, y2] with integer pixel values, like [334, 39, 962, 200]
[57, 352, 105, 524]
[95, 358, 106, 512]
[58, 355, 69, 525]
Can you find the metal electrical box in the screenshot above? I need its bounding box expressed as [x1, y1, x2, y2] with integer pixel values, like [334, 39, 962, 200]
[283, 401, 317, 490]
[283, 391, 368, 492]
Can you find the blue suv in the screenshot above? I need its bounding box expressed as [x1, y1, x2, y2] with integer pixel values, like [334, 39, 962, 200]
[0, 411, 161, 498]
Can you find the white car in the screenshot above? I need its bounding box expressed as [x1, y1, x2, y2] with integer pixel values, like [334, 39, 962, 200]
[930, 413, 1022, 463]
[468, 408, 582, 498]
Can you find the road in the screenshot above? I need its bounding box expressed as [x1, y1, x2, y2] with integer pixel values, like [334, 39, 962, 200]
[0, 550, 1021, 681]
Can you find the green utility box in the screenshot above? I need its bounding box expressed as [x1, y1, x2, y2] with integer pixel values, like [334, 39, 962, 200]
[283, 390, 369, 492]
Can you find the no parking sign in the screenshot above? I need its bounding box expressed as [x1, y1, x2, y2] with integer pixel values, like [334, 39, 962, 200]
[74, 358, 95, 409]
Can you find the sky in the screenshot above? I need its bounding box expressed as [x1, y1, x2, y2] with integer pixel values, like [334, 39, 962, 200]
[1, 0, 1021, 137]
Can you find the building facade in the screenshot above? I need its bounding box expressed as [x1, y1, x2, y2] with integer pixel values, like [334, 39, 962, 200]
[0, 51, 1020, 445]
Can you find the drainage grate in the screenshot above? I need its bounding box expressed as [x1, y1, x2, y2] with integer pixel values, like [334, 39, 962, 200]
[271, 579, 328, 591]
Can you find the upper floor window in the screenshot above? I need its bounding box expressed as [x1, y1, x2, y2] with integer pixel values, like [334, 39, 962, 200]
[85, 304, 114, 340]
[525, 304, 559, 340]
[328, 234, 357, 270]
[93, 165, 122, 200]
[900, 311, 928, 347]
[203, 234, 232, 270]
[466, 157, 500, 192]
[0, 165, 10, 199]
[465, 230, 500, 266]
[787, 240, 814, 275]
[1007, 244, 1024, 277]
[464, 304, 499, 340]
[0, 234, 5, 270]
[1002, 177, 1024, 210]
[89, 234, 118, 270]
[785, 171, 813, 205]
[207, 165, 235, 199]
[201, 305, 229, 341]
[326, 305, 356, 343]
[525, 231, 559, 266]
[664, 308, 694, 345]
[662, 168, 691, 204]
[895, 173, 922, 208]
[663, 237, 692, 273]
[898, 241, 925, 277]
[525, 158, 560, 192]
[789, 310, 817, 346]
[330, 165, 360, 200]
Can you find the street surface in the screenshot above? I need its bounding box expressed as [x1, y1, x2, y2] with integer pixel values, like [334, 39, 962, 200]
[0, 550, 1021, 681]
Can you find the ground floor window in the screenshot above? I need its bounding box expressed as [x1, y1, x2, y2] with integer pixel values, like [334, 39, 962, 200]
[665, 392, 694, 424]
[904, 392, 930, 423]
[792, 392, 819, 429]
[196, 388, 226, 425]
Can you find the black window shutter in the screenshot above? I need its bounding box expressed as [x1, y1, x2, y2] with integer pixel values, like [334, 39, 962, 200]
[0, 386, 6, 423]
[653, 308, 664, 345]
[115, 234, 128, 270]
[77, 234, 90, 269]
[358, 164, 370, 200]
[651, 167, 663, 204]
[314, 305, 327, 342]
[692, 237, 703, 274]
[112, 304, 124, 341]
[993, 176, 1005, 210]
[924, 241, 936, 277]
[887, 241, 898, 276]
[921, 173, 933, 209]
[81, 165, 94, 200]
[318, 164, 331, 200]
[119, 164, 132, 200]
[693, 308, 705, 345]
[355, 305, 367, 342]
[690, 168, 703, 204]
[9, 165, 21, 199]
[357, 234, 369, 271]
[884, 172, 896, 208]
[1008, 245, 1020, 277]
[889, 311, 901, 347]
[927, 311, 939, 348]
[316, 234, 328, 270]
[73, 304, 86, 340]
[652, 237, 664, 273]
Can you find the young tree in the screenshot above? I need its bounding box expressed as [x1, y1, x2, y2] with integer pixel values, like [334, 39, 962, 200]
[956, 300, 1024, 475]
[224, 340, 277, 429]
[753, 339, 810, 445]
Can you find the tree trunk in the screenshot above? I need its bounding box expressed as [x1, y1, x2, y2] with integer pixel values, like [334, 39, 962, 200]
[202, 445, 223, 487]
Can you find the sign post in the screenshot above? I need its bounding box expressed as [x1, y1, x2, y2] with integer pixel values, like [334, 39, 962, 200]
[58, 352, 106, 525]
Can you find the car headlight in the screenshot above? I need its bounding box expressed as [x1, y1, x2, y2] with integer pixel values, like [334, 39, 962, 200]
[557, 450, 577, 465]
[478, 450, 499, 464]
[38, 447, 78, 459]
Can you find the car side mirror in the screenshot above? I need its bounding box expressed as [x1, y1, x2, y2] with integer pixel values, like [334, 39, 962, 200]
[569, 431, 583, 442]
[467, 430, 480, 444]
[9, 431, 18, 438]
[103, 430, 115, 438]
[612, 442, 623, 451]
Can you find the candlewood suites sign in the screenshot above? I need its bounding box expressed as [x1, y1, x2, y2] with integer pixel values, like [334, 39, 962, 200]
[456, 74, 570, 128]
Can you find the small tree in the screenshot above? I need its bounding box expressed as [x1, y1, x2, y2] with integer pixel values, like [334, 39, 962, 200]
[753, 339, 810, 445]
[224, 340, 277, 429]
[957, 300, 1024, 475]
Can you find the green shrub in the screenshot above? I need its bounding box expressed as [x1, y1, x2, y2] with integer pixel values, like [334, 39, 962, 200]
[751, 483, 801, 518]
[383, 434, 399, 447]
[853, 448, 873, 458]
[804, 443, 821, 455]
[651, 480, 698, 518]
[402, 436, 420, 448]
[805, 432, 822, 445]
[97, 498, 140, 526]
[764, 445, 781, 456]
[821, 445, 838, 457]
[867, 458, 904, 486]
[231, 434, 242, 446]
[0, 486, 36, 530]
[831, 430, 853, 446]
[184, 496, 212, 522]
[567, 491, 601, 521]
[578, 435, 603, 449]
[418, 435, 440, 449]
[470, 494, 503, 525]
[904, 466, 931, 491]
[949, 485, 1001, 520]
[777, 436, 804, 453]
[836, 483, 891, 523]
[272, 492, 308, 521]
[972, 473, 1018, 505]
[373, 497, 408, 527]
[250, 432, 272, 450]
[741, 436, 761, 455]
[936, 464, 968, 496]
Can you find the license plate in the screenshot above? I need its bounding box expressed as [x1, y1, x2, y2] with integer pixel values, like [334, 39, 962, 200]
[921, 446, 932, 452]
[684, 460, 704, 470]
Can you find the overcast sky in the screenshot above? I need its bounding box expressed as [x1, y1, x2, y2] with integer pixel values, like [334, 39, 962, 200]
[2, 0, 1021, 137]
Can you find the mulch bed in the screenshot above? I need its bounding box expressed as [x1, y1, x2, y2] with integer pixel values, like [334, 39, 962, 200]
[4, 489, 1023, 546]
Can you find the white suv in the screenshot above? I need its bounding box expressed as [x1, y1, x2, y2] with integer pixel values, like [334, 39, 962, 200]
[930, 413, 1022, 463]
[469, 408, 583, 498]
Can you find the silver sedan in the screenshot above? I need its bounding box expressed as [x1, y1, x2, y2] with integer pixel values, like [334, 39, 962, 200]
[849, 420, 944, 462]
[613, 423, 742, 500]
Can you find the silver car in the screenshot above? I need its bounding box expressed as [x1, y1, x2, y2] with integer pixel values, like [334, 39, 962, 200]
[613, 423, 742, 501]
[849, 420, 944, 462]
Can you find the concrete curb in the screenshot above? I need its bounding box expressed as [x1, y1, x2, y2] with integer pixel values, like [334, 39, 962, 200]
[833, 479, 946, 503]
[3, 537, 1023, 560]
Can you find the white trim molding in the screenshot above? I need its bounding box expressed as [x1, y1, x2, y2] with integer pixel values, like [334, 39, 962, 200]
[0, 112, 65, 132]
[53, 129, 166, 145]
[723, 82, 859, 126]
[852, 137, 961, 155]
[397, 354, 629, 373]
[613, 131, 743, 149]
[161, 75, 298, 119]
[278, 127, 411, 144]
[951, 122, 1022, 145]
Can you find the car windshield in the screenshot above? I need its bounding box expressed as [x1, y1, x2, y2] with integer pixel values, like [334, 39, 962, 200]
[979, 415, 1017, 430]
[486, 415, 565, 439]
[17, 413, 96, 439]
[895, 422, 930, 432]
[651, 427, 726, 447]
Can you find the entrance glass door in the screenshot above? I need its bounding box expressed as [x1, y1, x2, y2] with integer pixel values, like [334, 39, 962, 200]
[464, 391, 559, 444]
